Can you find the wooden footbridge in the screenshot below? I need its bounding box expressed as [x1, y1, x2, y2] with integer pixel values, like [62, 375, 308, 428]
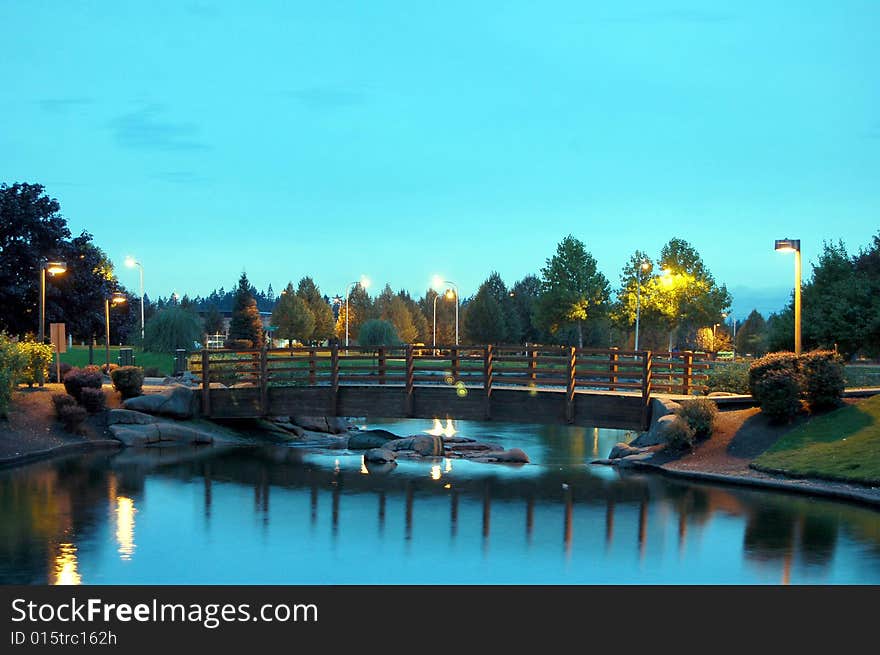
[192, 345, 710, 431]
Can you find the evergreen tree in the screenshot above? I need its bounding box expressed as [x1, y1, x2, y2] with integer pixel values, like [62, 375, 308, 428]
[272, 282, 315, 347]
[463, 284, 506, 343]
[296, 276, 335, 344]
[735, 309, 768, 356]
[228, 272, 264, 347]
[203, 304, 225, 336]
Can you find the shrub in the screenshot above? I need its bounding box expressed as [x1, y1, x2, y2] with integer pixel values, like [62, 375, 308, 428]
[664, 416, 696, 452]
[799, 350, 845, 411]
[79, 387, 106, 413]
[357, 319, 400, 347]
[224, 339, 253, 349]
[752, 370, 802, 423]
[706, 362, 750, 395]
[143, 306, 204, 353]
[0, 333, 27, 418]
[51, 393, 77, 416]
[677, 397, 719, 439]
[143, 366, 161, 378]
[62, 367, 103, 401]
[57, 403, 88, 433]
[748, 351, 800, 396]
[83, 364, 103, 376]
[51, 361, 73, 383]
[111, 366, 145, 399]
[101, 363, 119, 376]
[17, 339, 54, 387]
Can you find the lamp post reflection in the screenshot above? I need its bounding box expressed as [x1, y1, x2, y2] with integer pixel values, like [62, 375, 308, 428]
[53, 543, 82, 585]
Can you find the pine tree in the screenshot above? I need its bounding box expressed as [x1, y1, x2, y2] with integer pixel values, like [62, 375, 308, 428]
[228, 272, 264, 347]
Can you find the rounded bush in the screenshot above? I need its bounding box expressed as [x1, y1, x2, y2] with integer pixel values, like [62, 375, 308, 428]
[677, 397, 718, 439]
[748, 351, 800, 396]
[706, 362, 749, 395]
[799, 350, 844, 411]
[17, 340, 54, 387]
[752, 370, 802, 423]
[664, 416, 696, 452]
[62, 367, 103, 401]
[111, 366, 145, 399]
[79, 387, 106, 413]
[57, 403, 88, 433]
[51, 362, 73, 383]
[51, 393, 77, 416]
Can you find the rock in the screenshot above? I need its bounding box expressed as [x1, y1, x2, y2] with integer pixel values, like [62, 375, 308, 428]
[487, 448, 530, 463]
[448, 442, 492, 452]
[363, 460, 397, 474]
[109, 424, 160, 446]
[614, 452, 655, 468]
[326, 435, 350, 449]
[384, 437, 416, 451]
[363, 448, 397, 463]
[123, 385, 199, 419]
[107, 409, 157, 425]
[707, 391, 737, 397]
[630, 398, 683, 447]
[347, 429, 400, 450]
[609, 442, 641, 459]
[269, 415, 291, 423]
[327, 417, 354, 434]
[411, 435, 444, 456]
[291, 416, 330, 432]
[109, 421, 215, 446]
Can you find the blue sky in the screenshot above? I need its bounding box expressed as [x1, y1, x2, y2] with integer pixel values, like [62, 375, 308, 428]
[2, 1, 878, 319]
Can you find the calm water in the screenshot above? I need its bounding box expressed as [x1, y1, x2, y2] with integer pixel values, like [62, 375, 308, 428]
[2, 418, 879, 585]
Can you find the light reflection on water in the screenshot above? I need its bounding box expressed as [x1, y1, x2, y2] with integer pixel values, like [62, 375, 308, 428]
[1, 418, 879, 585]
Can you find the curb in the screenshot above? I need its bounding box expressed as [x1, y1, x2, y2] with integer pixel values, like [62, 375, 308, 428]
[626, 460, 880, 509]
[0, 439, 122, 469]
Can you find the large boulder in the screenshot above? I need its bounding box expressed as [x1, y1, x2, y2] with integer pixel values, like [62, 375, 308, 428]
[109, 422, 215, 447]
[383, 435, 444, 455]
[486, 448, 529, 464]
[291, 416, 331, 432]
[347, 429, 400, 450]
[629, 398, 683, 447]
[107, 409, 157, 425]
[609, 442, 641, 459]
[122, 385, 199, 419]
[363, 448, 397, 464]
[327, 417, 355, 434]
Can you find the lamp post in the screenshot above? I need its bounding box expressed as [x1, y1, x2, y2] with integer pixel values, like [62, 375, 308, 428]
[432, 276, 459, 345]
[38, 260, 67, 346]
[125, 256, 145, 341]
[105, 292, 127, 370]
[634, 259, 650, 351]
[774, 238, 801, 355]
[344, 275, 370, 348]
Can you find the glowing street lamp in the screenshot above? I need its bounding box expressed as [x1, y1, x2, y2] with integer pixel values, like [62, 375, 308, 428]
[432, 276, 459, 345]
[105, 292, 127, 370]
[774, 238, 801, 355]
[634, 259, 651, 351]
[38, 260, 67, 346]
[345, 275, 370, 348]
[124, 256, 145, 341]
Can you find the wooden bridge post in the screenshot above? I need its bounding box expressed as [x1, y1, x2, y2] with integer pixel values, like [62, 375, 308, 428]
[259, 346, 268, 417]
[201, 348, 211, 417]
[609, 347, 619, 392]
[565, 347, 576, 423]
[641, 351, 653, 430]
[378, 347, 386, 385]
[308, 348, 316, 385]
[330, 342, 340, 416]
[451, 346, 460, 382]
[484, 344, 494, 420]
[528, 347, 537, 382]
[404, 344, 414, 417]
[682, 351, 693, 396]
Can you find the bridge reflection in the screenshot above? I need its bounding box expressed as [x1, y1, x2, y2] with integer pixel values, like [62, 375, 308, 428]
[0, 447, 877, 584]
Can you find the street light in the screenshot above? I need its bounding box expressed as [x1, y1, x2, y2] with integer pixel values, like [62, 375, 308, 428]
[344, 275, 370, 348]
[105, 292, 127, 370]
[774, 238, 801, 355]
[38, 260, 67, 346]
[432, 276, 459, 345]
[124, 256, 145, 341]
[634, 259, 651, 351]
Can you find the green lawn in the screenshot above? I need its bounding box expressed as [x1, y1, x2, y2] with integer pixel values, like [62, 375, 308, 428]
[753, 394, 880, 485]
[60, 346, 174, 376]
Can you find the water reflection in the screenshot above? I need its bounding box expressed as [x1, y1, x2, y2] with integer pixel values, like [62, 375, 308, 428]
[1, 437, 879, 584]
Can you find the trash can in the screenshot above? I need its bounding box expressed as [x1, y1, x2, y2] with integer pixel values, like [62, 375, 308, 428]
[174, 349, 188, 376]
[118, 347, 134, 366]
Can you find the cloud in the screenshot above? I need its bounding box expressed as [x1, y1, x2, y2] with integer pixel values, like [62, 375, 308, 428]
[38, 97, 93, 113]
[286, 87, 368, 111]
[107, 105, 210, 151]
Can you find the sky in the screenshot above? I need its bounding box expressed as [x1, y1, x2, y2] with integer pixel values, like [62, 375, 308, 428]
[2, 1, 878, 320]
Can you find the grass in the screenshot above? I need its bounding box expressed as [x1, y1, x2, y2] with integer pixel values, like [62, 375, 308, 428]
[845, 364, 880, 388]
[753, 395, 880, 485]
[60, 346, 174, 376]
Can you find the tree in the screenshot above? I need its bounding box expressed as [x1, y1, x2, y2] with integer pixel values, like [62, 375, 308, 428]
[357, 319, 399, 347]
[143, 306, 203, 353]
[335, 284, 372, 342]
[420, 288, 456, 345]
[374, 284, 419, 343]
[0, 182, 71, 336]
[272, 282, 315, 347]
[854, 233, 880, 356]
[228, 272, 264, 347]
[536, 235, 610, 347]
[483, 271, 521, 343]
[463, 284, 506, 343]
[296, 277, 334, 344]
[510, 275, 543, 344]
[397, 290, 430, 344]
[612, 250, 658, 348]
[203, 304, 225, 336]
[735, 309, 768, 356]
[766, 307, 795, 352]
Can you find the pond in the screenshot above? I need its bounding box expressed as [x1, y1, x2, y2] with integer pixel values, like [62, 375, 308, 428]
[2, 418, 879, 584]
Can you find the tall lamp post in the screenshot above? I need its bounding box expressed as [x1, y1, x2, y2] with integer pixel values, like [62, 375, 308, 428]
[105, 292, 127, 370]
[634, 259, 650, 351]
[774, 238, 801, 355]
[125, 256, 145, 341]
[344, 275, 370, 348]
[432, 276, 459, 345]
[38, 260, 67, 345]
